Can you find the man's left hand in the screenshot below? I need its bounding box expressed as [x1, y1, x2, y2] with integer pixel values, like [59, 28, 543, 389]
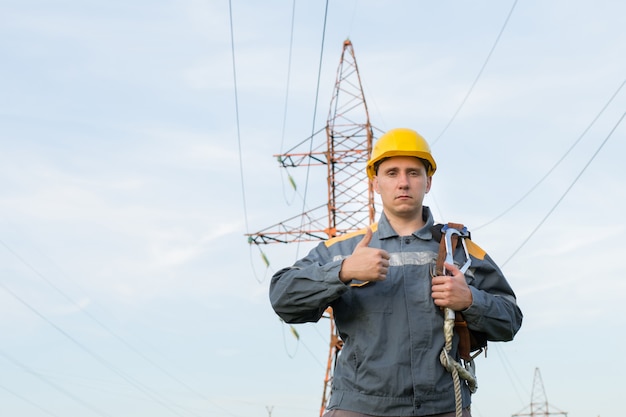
[431, 262, 473, 311]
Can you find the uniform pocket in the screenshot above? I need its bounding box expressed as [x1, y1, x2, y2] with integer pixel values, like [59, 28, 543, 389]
[350, 280, 393, 314]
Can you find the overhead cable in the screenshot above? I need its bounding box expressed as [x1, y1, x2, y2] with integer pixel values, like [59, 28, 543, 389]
[279, 0, 299, 205]
[476, 78, 626, 230]
[296, 0, 330, 259]
[0, 349, 112, 417]
[0, 278, 199, 417]
[229, 0, 250, 240]
[229, 0, 269, 291]
[432, 0, 519, 146]
[0, 237, 242, 417]
[502, 107, 626, 267]
[0, 378, 62, 417]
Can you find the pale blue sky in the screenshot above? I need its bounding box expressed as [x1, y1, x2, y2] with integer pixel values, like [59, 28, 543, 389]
[1, 1, 625, 417]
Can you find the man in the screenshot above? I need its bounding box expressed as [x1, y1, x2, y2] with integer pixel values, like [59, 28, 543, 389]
[269, 128, 523, 417]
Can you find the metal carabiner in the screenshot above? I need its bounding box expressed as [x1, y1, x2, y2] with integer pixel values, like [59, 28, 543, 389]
[442, 225, 471, 275]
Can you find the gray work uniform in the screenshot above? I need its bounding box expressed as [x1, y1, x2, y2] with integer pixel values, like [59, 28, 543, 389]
[270, 207, 523, 417]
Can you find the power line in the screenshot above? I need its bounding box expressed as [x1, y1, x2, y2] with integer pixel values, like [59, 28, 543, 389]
[0, 348, 113, 417]
[279, 0, 299, 206]
[0, 378, 62, 417]
[475, 78, 626, 231]
[0, 238, 241, 417]
[0, 269, 210, 417]
[296, 0, 329, 259]
[502, 107, 626, 267]
[229, 0, 271, 289]
[229, 0, 250, 239]
[493, 344, 530, 407]
[432, 0, 519, 146]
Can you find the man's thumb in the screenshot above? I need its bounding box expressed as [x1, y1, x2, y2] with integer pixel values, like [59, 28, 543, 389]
[356, 227, 373, 248]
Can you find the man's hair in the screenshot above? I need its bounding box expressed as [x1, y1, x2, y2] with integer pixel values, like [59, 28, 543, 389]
[373, 157, 432, 176]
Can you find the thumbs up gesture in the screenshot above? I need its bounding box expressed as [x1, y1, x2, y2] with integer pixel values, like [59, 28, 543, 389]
[339, 227, 391, 283]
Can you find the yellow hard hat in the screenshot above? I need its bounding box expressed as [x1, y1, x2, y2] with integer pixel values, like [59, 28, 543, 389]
[366, 128, 437, 179]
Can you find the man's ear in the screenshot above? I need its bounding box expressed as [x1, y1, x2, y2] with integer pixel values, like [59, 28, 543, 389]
[373, 176, 380, 194]
[425, 176, 432, 193]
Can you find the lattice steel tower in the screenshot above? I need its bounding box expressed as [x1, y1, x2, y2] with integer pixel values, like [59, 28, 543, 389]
[247, 39, 375, 244]
[512, 368, 567, 417]
[247, 39, 375, 416]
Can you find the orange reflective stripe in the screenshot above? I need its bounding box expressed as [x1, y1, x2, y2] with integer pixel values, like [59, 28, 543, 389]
[465, 239, 486, 261]
[324, 223, 379, 247]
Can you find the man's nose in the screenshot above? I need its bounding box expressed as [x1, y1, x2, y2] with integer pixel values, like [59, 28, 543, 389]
[397, 172, 409, 187]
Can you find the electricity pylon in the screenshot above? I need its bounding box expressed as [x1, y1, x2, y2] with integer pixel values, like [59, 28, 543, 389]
[247, 39, 375, 244]
[246, 39, 375, 416]
[512, 368, 567, 417]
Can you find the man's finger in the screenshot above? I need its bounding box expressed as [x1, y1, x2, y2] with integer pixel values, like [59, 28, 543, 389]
[355, 227, 373, 249]
[443, 262, 459, 276]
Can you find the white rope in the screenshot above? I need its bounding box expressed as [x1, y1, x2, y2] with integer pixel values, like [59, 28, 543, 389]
[439, 226, 478, 417]
[439, 309, 478, 417]
[439, 310, 461, 416]
[439, 308, 462, 417]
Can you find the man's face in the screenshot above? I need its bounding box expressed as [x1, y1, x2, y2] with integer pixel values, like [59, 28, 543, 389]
[373, 156, 432, 219]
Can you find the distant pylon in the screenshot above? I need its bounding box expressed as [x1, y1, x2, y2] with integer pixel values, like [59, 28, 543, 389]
[512, 368, 567, 417]
[246, 39, 375, 417]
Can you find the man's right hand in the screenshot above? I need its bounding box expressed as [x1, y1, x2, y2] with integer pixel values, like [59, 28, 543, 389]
[338, 227, 391, 283]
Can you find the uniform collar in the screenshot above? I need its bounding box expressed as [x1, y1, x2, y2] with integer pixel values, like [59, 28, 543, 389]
[378, 207, 435, 240]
